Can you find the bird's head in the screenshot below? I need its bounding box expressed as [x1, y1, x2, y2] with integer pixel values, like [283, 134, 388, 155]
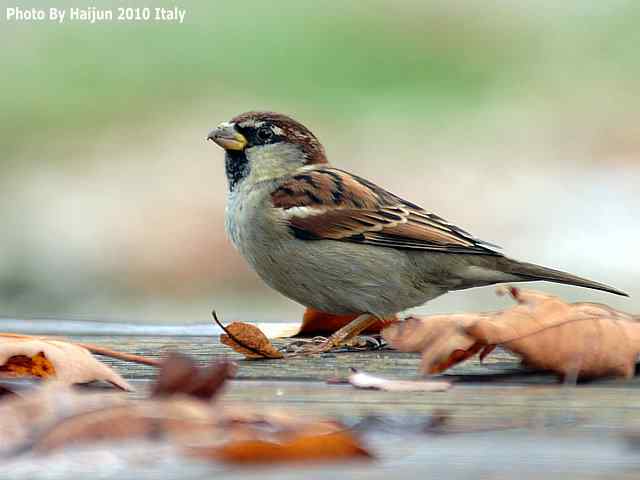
[208, 111, 327, 191]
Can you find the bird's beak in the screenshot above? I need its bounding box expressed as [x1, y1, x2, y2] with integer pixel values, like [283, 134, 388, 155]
[207, 122, 247, 151]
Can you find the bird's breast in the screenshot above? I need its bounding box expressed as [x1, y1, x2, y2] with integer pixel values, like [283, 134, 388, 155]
[225, 186, 289, 264]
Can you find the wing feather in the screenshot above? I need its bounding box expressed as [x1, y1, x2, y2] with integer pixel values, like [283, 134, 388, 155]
[272, 167, 501, 256]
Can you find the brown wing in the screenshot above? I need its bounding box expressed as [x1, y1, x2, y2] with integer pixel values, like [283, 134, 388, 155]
[271, 167, 501, 255]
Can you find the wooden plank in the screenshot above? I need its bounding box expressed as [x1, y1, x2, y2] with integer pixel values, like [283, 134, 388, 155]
[4, 331, 640, 479]
[3, 327, 637, 397]
[69, 334, 640, 386]
[69, 334, 524, 381]
[69, 334, 640, 431]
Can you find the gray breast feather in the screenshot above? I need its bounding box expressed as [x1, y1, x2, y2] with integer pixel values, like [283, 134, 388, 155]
[225, 188, 445, 315]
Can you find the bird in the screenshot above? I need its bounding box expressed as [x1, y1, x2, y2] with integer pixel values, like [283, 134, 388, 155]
[207, 111, 627, 353]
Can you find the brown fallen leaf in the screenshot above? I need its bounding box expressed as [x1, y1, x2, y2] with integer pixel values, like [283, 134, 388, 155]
[35, 399, 358, 461]
[384, 286, 640, 380]
[218, 321, 284, 359]
[0, 352, 55, 378]
[469, 287, 640, 379]
[382, 315, 492, 374]
[1, 352, 373, 465]
[217, 312, 397, 357]
[151, 352, 236, 400]
[33, 398, 220, 453]
[0, 333, 161, 367]
[348, 369, 451, 392]
[192, 431, 372, 465]
[20, 355, 234, 453]
[189, 402, 372, 464]
[33, 397, 364, 460]
[0, 336, 131, 390]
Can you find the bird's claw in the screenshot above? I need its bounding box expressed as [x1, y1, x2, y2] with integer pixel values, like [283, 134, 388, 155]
[281, 334, 386, 355]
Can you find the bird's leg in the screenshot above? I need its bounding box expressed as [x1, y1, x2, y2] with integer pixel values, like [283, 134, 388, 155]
[308, 313, 378, 354]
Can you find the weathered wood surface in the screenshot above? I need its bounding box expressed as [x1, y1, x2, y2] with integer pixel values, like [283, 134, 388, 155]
[78, 334, 523, 381]
[4, 324, 640, 479]
[75, 333, 637, 381]
[67, 334, 640, 426]
[69, 336, 528, 383]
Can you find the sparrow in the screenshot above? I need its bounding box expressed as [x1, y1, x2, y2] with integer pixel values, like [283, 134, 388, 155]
[208, 111, 627, 352]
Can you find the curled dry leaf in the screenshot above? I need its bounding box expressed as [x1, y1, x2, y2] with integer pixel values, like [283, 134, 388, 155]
[219, 322, 284, 359]
[16, 354, 233, 454]
[191, 431, 371, 465]
[189, 402, 371, 464]
[35, 402, 370, 465]
[6, 354, 370, 465]
[469, 287, 640, 379]
[151, 353, 236, 400]
[0, 336, 131, 390]
[348, 369, 451, 392]
[382, 315, 493, 374]
[13, 393, 371, 465]
[32, 398, 219, 453]
[384, 287, 640, 380]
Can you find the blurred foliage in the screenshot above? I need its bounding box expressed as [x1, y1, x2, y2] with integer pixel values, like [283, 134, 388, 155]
[1, 1, 639, 321]
[3, 0, 638, 162]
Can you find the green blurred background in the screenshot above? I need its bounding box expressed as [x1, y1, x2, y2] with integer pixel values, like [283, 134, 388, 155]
[1, 0, 639, 324]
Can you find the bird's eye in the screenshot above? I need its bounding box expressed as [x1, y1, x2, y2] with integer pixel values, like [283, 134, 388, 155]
[256, 126, 274, 143]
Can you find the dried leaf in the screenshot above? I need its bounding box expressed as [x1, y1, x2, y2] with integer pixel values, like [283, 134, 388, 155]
[1, 362, 372, 466]
[33, 398, 218, 453]
[383, 315, 486, 374]
[0, 352, 55, 378]
[33, 404, 161, 452]
[189, 431, 371, 465]
[0, 336, 131, 390]
[22, 388, 368, 464]
[219, 322, 284, 359]
[384, 287, 640, 380]
[0, 333, 160, 367]
[468, 287, 640, 379]
[348, 369, 451, 392]
[151, 353, 236, 400]
[150, 352, 197, 396]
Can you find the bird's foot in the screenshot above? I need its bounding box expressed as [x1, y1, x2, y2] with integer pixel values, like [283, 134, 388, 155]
[281, 336, 328, 355]
[309, 335, 385, 353]
[285, 314, 381, 355]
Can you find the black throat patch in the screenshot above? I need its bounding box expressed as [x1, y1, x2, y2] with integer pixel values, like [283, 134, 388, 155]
[225, 150, 250, 191]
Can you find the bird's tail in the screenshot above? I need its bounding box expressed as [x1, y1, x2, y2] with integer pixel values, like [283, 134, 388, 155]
[502, 258, 628, 297]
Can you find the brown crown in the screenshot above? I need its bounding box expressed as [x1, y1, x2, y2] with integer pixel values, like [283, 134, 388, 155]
[231, 111, 327, 165]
